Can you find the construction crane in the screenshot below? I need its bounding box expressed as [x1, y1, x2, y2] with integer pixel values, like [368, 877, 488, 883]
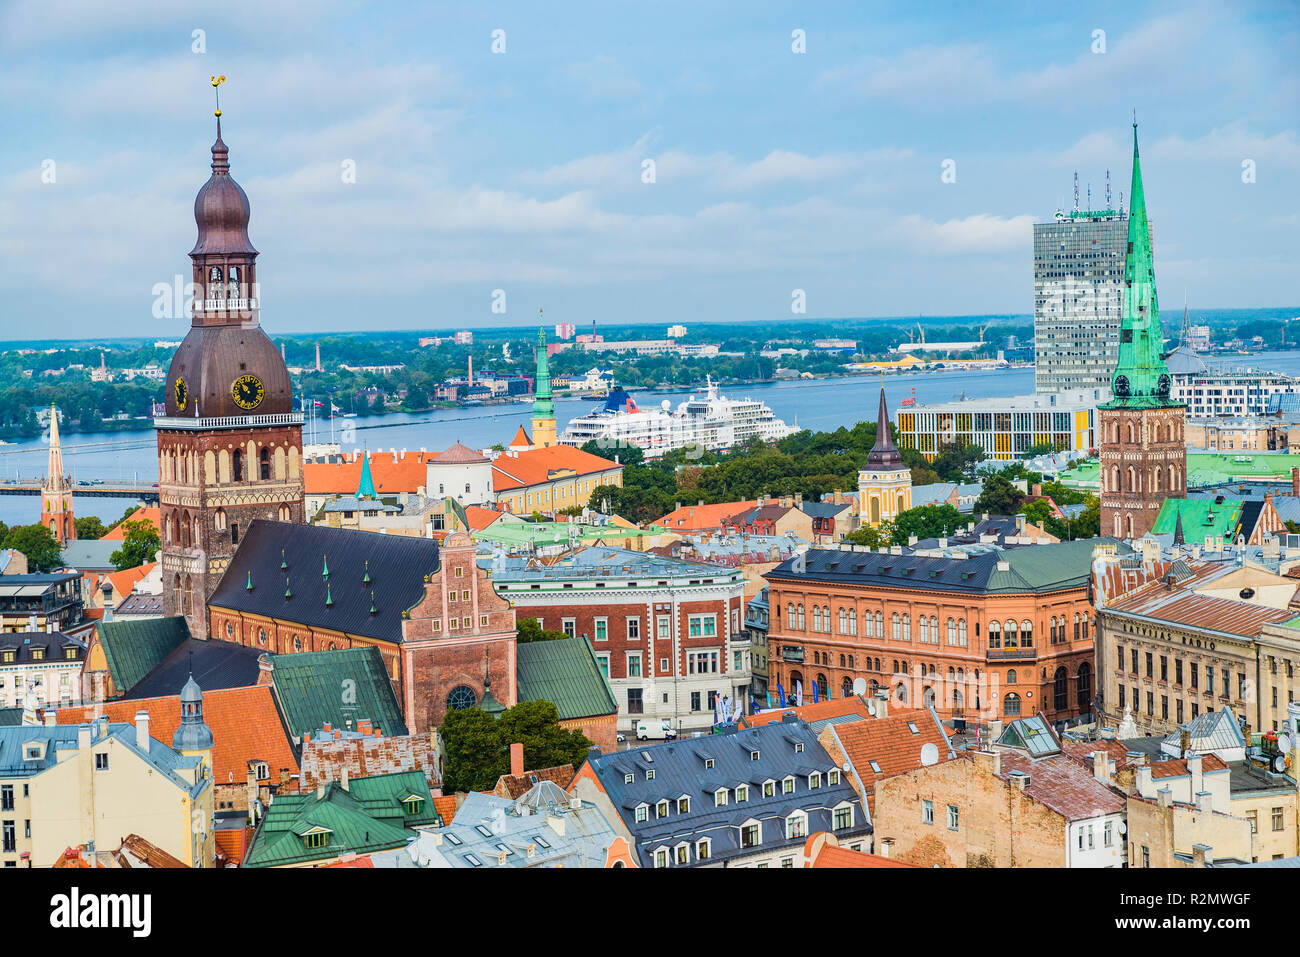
[916, 324, 927, 346]
[977, 325, 988, 346]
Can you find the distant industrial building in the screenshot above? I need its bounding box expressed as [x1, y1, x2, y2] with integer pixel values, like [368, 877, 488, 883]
[898, 389, 1104, 461]
[1033, 205, 1137, 393]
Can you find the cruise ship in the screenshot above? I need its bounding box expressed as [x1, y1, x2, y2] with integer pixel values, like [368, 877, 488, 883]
[560, 376, 800, 457]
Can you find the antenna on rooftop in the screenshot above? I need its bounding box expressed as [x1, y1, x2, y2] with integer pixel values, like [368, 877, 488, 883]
[1086, 182, 1092, 211]
[1106, 169, 1112, 209]
[1073, 171, 1079, 212]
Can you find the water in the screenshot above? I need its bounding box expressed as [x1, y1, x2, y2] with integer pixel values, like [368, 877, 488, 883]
[8, 349, 1298, 529]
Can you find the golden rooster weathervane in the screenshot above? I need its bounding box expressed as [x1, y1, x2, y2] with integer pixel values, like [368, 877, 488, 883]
[210, 74, 226, 117]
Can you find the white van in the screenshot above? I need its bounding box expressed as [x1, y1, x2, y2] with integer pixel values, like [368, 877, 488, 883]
[635, 720, 677, 741]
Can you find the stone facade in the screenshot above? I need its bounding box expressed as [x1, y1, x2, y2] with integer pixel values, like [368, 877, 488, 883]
[298, 718, 440, 792]
[1097, 404, 1186, 540]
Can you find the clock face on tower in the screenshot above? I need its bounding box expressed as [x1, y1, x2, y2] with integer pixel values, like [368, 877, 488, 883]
[232, 373, 265, 411]
[174, 377, 188, 411]
[1114, 375, 1131, 397]
[1158, 374, 1171, 395]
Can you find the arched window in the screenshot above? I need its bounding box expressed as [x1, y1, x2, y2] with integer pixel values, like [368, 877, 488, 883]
[232, 449, 243, 482]
[839, 608, 848, 634]
[797, 605, 805, 629]
[988, 619, 1001, 649]
[813, 606, 823, 632]
[1053, 667, 1069, 712]
[842, 676, 853, 698]
[958, 619, 967, 646]
[1005, 619, 1018, 647]
[1074, 613, 1081, 640]
[446, 685, 477, 711]
[874, 657, 881, 671]
[953, 687, 964, 711]
[1003, 693, 1021, 717]
[1077, 662, 1093, 709]
[919, 616, 929, 644]
[923, 686, 936, 709]
[787, 603, 795, 628]
[892, 613, 901, 640]
[227, 265, 240, 298]
[947, 618, 957, 645]
[1049, 618, 1057, 643]
[1006, 669, 1017, 685]
[849, 609, 857, 635]
[1021, 619, 1033, 647]
[816, 674, 829, 698]
[896, 683, 908, 703]
[876, 612, 884, 636]
[902, 614, 911, 641]
[260, 447, 270, 480]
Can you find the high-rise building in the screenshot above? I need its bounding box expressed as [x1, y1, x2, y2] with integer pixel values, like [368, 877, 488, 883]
[155, 104, 306, 639]
[1098, 124, 1186, 540]
[1033, 201, 1138, 392]
[41, 405, 75, 544]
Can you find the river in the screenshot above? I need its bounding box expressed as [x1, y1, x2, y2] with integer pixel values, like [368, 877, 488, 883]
[5, 349, 1300, 529]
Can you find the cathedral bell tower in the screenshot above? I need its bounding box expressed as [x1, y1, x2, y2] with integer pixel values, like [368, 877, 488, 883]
[1098, 121, 1186, 540]
[157, 79, 306, 639]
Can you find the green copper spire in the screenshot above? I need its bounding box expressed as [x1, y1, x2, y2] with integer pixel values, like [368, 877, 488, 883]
[532, 323, 554, 419]
[1102, 121, 1177, 410]
[246, 570, 253, 592]
[356, 450, 377, 499]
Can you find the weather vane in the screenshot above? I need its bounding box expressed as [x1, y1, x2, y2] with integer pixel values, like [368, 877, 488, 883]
[211, 74, 227, 118]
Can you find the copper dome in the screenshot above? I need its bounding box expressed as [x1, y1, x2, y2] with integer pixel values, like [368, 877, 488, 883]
[165, 325, 292, 418]
[190, 122, 257, 257]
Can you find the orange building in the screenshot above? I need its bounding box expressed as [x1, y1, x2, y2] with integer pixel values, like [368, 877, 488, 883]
[764, 539, 1113, 729]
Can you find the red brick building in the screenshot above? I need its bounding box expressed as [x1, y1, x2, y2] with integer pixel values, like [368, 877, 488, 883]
[491, 546, 748, 734]
[764, 539, 1110, 729]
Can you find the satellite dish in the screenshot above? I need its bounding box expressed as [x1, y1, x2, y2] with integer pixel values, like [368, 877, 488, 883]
[660, 399, 671, 411]
[842, 761, 852, 773]
[1279, 733, 1292, 753]
[920, 742, 940, 767]
[1117, 822, 1127, 836]
[852, 677, 867, 696]
[1273, 753, 1288, 774]
[866, 699, 876, 717]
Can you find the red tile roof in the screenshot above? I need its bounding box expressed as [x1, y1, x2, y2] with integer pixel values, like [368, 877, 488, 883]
[433, 442, 490, 465]
[56, 685, 298, 786]
[464, 505, 506, 532]
[432, 795, 458, 825]
[823, 710, 952, 811]
[103, 508, 161, 540]
[510, 425, 532, 447]
[995, 751, 1126, 820]
[655, 500, 759, 531]
[118, 834, 187, 868]
[215, 826, 254, 866]
[106, 561, 156, 599]
[304, 451, 438, 496]
[809, 844, 918, 868]
[1147, 754, 1229, 779]
[491, 445, 621, 492]
[320, 853, 375, 868]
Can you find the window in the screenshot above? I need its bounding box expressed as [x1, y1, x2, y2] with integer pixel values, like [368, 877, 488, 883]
[635, 804, 649, 823]
[562, 618, 576, 638]
[922, 799, 934, 824]
[655, 800, 670, 819]
[735, 785, 750, 802]
[94, 752, 109, 771]
[688, 614, 717, 637]
[834, 805, 854, 830]
[1003, 693, 1021, 717]
[627, 617, 640, 640]
[1141, 845, 1150, 868]
[595, 654, 609, 678]
[1273, 807, 1285, 832]
[2, 821, 14, 853]
[627, 688, 644, 714]
[696, 838, 711, 860]
[656, 615, 671, 640]
[687, 651, 719, 675]
[677, 796, 690, 814]
[785, 812, 807, 840]
[595, 618, 608, 641]
[763, 780, 775, 798]
[828, 769, 840, 785]
[947, 804, 959, 830]
[0, 786, 11, 812]
[1104, 821, 1113, 847]
[304, 831, 330, 849]
[645, 769, 655, 781]
[808, 771, 822, 789]
[740, 824, 760, 848]
[654, 848, 668, 868]
[627, 653, 642, 678]
[782, 776, 795, 794]
[1246, 810, 1258, 834]
[714, 788, 728, 807]
[690, 691, 701, 712]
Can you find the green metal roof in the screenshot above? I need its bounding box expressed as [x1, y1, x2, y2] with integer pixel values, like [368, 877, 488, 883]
[242, 771, 437, 868]
[1151, 498, 1243, 541]
[98, 616, 189, 695]
[474, 520, 664, 548]
[532, 325, 554, 418]
[268, 646, 408, 741]
[516, 636, 618, 721]
[987, 537, 1129, 593]
[1062, 453, 1300, 492]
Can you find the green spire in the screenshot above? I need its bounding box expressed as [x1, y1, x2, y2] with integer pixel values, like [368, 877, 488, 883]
[1102, 120, 1177, 410]
[368, 590, 377, 615]
[325, 583, 333, 608]
[246, 570, 254, 592]
[280, 549, 287, 572]
[357, 451, 377, 499]
[322, 554, 330, 580]
[532, 321, 554, 419]
[284, 576, 292, 600]
[362, 560, 371, 587]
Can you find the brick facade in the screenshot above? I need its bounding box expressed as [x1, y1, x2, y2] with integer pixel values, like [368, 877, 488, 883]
[298, 719, 440, 792]
[1098, 404, 1186, 540]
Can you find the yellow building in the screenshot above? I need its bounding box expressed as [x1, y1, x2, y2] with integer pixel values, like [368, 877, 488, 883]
[491, 445, 623, 516]
[857, 388, 912, 526]
[0, 684, 215, 869]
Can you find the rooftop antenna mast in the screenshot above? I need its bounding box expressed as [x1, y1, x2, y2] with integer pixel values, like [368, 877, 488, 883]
[1106, 169, 1112, 209]
[1073, 171, 1079, 212]
[1086, 182, 1092, 211]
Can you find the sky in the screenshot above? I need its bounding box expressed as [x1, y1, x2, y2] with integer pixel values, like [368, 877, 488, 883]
[0, 0, 1296, 341]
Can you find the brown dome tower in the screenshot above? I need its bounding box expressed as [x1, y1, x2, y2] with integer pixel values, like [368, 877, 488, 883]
[157, 81, 306, 640]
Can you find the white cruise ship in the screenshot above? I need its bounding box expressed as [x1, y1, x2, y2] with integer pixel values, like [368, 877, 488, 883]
[560, 376, 800, 457]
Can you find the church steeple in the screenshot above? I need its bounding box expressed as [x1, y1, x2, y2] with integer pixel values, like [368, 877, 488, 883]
[41, 404, 76, 544]
[530, 315, 558, 448]
[866, 388, 903, 469]
[356, 451, 377, 499]
[1104, 122, 1174, 408]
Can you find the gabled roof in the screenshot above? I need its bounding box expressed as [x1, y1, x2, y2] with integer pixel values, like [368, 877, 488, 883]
[103, 508, 161, 540]
[1159, 707, 1247, 755]
[97, 616, 189, 695]
[58, 539, 121, 571]
[516, 636, 618, 721]
[510, 425, 532, 447]
[491, 445, 622, 492]
[243, 771, 437, 868]
[268, 647, 408, 741]
[57, 685, 298, 787]
[995, 751, 1125, 821]
[303, 450, 438, 496]
[825, 709, 953, 804]
[209, 521, 440, 644]
[105, 561, 157, 600]
[654, 500, 760, 531]
[124, 636, 264, 700]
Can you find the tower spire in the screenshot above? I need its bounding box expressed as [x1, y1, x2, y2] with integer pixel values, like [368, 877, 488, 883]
[866, 388, 902, 469]
[41, 405, 75, 544]
[530, 313, 558, 447]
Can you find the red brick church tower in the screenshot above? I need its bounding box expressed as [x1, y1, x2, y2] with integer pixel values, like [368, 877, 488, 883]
[157, 85, 305, 639]
[41, 405, 76, 544]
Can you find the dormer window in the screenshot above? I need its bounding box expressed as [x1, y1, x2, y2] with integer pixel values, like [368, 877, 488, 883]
[403, 797, 424, 816]
[714, 788, 729, 807]
[735, 785, 749, 802]
[829, 769, 841, 786]
[794, 742, 804, 753]
[635, 803, 649, 823]
[750, 749, 760, 761]
[303, 830, 330, 850]
[677, 796, 690, 814]
[645, 769, 655, 781]
[808, 771, 822, 789]
[656, 800, 670, 818]
[704, 758, 715, 770]
[624, 773, 634, 785]
[763, 779, 776, 798]
[782, 776, 795, 794]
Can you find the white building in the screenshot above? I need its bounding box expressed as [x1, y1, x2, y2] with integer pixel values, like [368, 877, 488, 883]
[898, 388, 1105, 461]
[426, 442, 495, 506]
[1166, 346, 1300, 418]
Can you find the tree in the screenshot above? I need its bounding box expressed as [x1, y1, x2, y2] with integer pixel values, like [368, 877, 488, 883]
[973, 473, 1024, 516]
[109, 519, 160, 571]
[440, 699, 593, 793]
[580, 439, 644, 467]
[3, 524, 62, 573]
[931, 443, 985, 483]
[75, 516, 108, 540]
[889, 504, 965, 545]
[517, 617, 568, 643]
[1019, 499, 1055, 529]
[842, 521, 895, 549]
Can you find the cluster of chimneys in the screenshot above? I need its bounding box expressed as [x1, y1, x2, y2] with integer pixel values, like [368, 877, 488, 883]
[304, 718, 381, 743]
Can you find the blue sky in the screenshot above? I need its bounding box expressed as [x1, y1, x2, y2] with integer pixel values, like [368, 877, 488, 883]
[1, 0, 1296, 340]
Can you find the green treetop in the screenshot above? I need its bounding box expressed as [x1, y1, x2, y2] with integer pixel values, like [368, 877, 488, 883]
[1102, 122, 1177, 410]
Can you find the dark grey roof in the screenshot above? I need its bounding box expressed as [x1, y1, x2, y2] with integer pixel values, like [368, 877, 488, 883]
[209, 520, 441, 643]
[581, 720, 868, 867]
[799, 502, 852, 520]
[0, 631, 84, 664]
[113, 592, 164, 617]
[124, 637, 264, 700]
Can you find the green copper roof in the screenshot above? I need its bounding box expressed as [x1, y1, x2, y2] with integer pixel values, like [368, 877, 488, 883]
[1101, 123, 1179, 411]
[532, 325, 554, 419]
[356, 451, 377, 499]
[242, 771, 437, 868]
[516, 635, 618, 721]
[98, 616, 190, 695]
[1151, 497, 1243, 542]
[268, 646, 409, 740]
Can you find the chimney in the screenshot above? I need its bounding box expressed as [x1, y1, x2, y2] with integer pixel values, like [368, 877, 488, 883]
[43, 710, 56, 727]
[1191, 843, 1213, 868]
[317, 783, 326, 799]
[1009, 770, 1029, 791]
[794, 492, 803, 507]
[1157, 787, 1172, 808]
[78, 725, 92, 750]
[873, 691, 888, 719]
[989, 720, 1003, 740]
[880, 838, 894, 858]
[341, 766, 350, 791]
[1188, 753, 1203, 794]
[510, 742, 525, 778]
[1195, 790, 1212, 814]
[1136, 765, 1153, 795]
[1092, 748, 1110, 784]
[134, 710, 150, 751]
[1031, 483, 1042, 497]
[973, 750, 1001, 777]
